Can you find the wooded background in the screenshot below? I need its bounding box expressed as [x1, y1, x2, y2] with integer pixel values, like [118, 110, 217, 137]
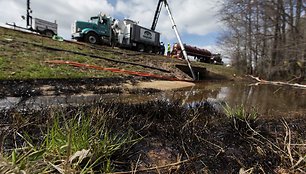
[219, 0, 305, 81]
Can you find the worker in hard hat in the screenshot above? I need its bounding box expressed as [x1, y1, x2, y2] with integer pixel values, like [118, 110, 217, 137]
[159, 42, 165, 55]
[167, 43, 171, 57]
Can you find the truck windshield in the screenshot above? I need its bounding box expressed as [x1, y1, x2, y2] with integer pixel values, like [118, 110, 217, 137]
[90, 17, 99, 23]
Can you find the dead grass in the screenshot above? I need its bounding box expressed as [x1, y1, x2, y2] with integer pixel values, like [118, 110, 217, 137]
[0, 100, 305, 173]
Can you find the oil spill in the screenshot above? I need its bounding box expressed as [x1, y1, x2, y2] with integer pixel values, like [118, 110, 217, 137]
[0, 79, 305, 118]
[0, 77, 136, 98]
[1, 100, 305, 173]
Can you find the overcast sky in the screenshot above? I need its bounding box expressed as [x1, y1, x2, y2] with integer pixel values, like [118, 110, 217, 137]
[0, 0, 224, 52]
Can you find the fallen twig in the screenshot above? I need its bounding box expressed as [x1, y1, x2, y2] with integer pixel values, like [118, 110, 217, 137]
[247, 75, 306, 89]
[107, 154, 205, 174]
[244, 119, 286, 154]
[283, 120, 294, 166]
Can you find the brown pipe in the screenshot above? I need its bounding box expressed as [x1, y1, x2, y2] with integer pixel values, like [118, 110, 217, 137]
[172, 43, 212, 58]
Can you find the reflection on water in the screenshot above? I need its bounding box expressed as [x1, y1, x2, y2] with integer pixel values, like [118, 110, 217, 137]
[0, 81, 305, 117]
[170, 82, 306, 117]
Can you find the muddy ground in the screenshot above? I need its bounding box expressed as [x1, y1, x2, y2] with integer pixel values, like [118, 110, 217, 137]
[0, 77, 197, 100]
[0, 77, 305, 173]
[0, 100, 305, 173]
[0, 77, 147, 98]
[0, 77, 133, 98]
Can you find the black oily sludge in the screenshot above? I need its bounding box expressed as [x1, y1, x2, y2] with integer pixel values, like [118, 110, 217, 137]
[0, 100, 305, 173]
[0, 77, 137, 98]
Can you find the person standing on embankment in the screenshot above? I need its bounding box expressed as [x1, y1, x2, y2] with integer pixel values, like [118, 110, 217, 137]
[167, 43, 171, 57]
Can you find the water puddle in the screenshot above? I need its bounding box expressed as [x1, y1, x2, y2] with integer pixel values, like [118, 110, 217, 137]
[171, 82, 306, 117]
[0, 81, 305, 117]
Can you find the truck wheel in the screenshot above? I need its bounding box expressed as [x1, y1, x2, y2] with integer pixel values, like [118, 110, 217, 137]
[44, 30, 55, 37]
[153, 47, 159, 54]
[137, 44, 145, 52]
[145, 46, 153, 53]
[85, 32, 99, 44]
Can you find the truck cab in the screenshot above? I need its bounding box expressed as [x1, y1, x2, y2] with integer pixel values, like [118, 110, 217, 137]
[72, 13, 161, 53]
[72, 14, 112, 44]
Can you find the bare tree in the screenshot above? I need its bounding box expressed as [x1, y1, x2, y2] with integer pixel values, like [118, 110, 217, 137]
[219, 0, 306, 81]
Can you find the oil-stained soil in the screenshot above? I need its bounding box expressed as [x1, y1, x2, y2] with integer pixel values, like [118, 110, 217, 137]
[0, 100, 305, 173]
[0, 78, 198, 100]
[0, 77, 158, 98]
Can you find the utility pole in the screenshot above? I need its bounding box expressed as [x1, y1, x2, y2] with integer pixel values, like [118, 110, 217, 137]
[26, 0, 32, 29]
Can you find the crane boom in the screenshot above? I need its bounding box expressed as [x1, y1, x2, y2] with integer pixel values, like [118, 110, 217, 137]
[151, 0, 163, 31]
[151, 0, 196, 80]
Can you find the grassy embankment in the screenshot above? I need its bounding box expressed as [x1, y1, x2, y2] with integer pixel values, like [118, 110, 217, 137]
[0, 27, 237, 81]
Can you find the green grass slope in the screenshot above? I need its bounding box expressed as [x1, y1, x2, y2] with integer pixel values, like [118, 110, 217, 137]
[0, 27, 238, 81]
